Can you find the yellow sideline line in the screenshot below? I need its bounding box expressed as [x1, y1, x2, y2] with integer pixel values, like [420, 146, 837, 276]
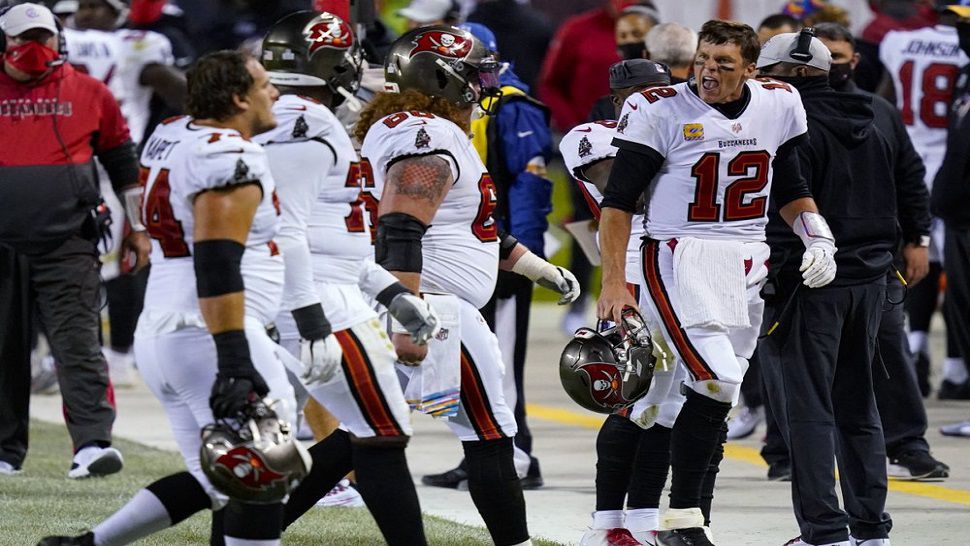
[525, 403, 970, 507]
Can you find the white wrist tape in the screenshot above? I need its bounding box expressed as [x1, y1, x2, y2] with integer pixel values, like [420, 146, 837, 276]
[793, 211, 834, 248]
[122, 187, 147, 232]
[510, 250, 555, 282]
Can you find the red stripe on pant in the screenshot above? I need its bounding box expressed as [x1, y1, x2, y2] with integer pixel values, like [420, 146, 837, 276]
[459, 345, 505, 441]
[641, 239, 717, 382]
[334, 330, 403, 437]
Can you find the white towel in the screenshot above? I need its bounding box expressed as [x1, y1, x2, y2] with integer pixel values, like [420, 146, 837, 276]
[400, 293, 461, 419]
[673, 237, 749, 331]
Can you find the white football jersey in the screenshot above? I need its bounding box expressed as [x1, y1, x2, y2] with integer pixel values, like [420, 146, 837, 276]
[255, 95, 378, 330]
[64, 28, 126, 103]
[361, 112, 499, 309]
[560, 120, 644, 283]
[116, 29, 176, 143]
[613, 79, 808, 242]
[880, 25, 969, 184]
[139, 116, 283, 324]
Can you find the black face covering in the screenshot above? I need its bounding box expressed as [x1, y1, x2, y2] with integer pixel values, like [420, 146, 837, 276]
[828, 62, 853, 91]
[957, 21, 970, 58]
[618, 43, 646, 61]
[767, 74, 827, 90]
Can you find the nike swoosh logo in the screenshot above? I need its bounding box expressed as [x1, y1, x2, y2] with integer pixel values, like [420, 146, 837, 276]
[577, 127, 592, 132]
[409, 120, 428, 125]
[287, 105, 307, 111]
[517, 130, 534, 138]
[628, 103, 639, 110]
[213, 149, 245, 154]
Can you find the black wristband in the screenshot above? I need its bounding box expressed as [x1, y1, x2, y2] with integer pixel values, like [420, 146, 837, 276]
[498, 230, 519, 260]
[292, 303, 332, 340]
[212, 330, 253, 375]
[194, 239, 245, 298]
[376, 283, 411, 308]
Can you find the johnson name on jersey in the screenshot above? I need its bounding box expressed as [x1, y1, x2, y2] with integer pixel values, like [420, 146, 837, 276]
[139, 116, 282, 321]
[361, 112, 500, 308]
[880, 25, 970, 183]
[613, 79, 808, 242]
[64, 28, 126, 103]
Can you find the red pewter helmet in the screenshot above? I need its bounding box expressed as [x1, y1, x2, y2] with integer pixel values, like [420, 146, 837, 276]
[261, 11, 363, 102]
[200, 401, 311, 504]
[559, 309, 657, 414]
[383, 25, 502, 113]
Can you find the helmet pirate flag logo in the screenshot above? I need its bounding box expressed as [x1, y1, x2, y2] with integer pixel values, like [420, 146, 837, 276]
[409, 30, 473, 59]
[215, 446, 286, 490]
[304, 18, 354, 54]
[577, 362, 625, 408]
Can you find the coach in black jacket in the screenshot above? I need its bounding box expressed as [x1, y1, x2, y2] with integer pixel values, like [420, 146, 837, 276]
[757, 30, 895, 545]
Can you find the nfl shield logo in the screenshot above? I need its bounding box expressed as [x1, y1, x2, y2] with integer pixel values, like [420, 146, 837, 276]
[731, 122, 742, 134]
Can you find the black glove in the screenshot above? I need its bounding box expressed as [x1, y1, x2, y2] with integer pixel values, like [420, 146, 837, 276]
[209, 330, 269, 419]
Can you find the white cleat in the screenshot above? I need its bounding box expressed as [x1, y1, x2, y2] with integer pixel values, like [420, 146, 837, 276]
[315, 478, 365, 508]
[0, 460, 22, 476]
[68, 445, 123, 479]
[850, 538, 890, 546]
[726, 405, 764, 440]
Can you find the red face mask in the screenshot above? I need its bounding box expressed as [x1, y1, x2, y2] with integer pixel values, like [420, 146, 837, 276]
[5, 41, 60, 78]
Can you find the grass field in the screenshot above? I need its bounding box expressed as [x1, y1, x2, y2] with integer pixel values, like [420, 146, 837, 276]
[0, 420, 562, 545]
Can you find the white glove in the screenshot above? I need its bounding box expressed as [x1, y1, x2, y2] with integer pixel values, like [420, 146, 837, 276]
[388, 292, 441, 345]
[800, 241, 837, 288]
[511, 251, 582, 305]
[299, 334, 343, 386]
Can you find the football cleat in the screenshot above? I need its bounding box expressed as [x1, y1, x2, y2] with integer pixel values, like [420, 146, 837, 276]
[726, 404, 764, 440]
[581, 527, 644, 546]
[940, 420, 970, 437]
[68, 445, 123, 479]
[37, 531, 95, 545]
[559, 309, 657, 414]
[315, 478, 365, 508]
[849, 538, 891, 546]
[654, 527, 714, 546]
[783, 538, 850, 546]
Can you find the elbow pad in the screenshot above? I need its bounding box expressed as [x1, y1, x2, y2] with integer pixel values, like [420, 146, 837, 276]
[194, 239, 245, 298]
[375, 212, 427, 273]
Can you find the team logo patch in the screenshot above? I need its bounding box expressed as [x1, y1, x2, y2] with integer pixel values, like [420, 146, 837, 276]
[617, 113, 630, 134]
[576, 363, 625, 408]
[214, 446, 286, 490]
[731, 122, 742, 134]
[683, 123, 704, 141]
[305, 18, 354, 54]
[578, 136, 593, 158]
[232, 159, 251, 182]
[435, 328, 449, 341]
[415, 127, 431, 149]
[292, 115, 309, 138]
[409, 30, 472, 59]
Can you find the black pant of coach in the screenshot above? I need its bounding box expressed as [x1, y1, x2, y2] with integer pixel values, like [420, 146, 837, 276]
[0, 226, 115, 469]
[760, 272, 892, 545]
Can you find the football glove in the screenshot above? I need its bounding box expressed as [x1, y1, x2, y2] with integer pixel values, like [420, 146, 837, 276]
[210, 373, 269, 419]
[800, 240, 837, 288]
[512, 251, 582, 305]
[299, 334, 344, 386]
[388, 292, 441, 345]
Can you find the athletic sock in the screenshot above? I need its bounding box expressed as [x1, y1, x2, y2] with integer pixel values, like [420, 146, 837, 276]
[595, 414, 641, 511]
[627, 424, 671, 510]
[591, 510, 625, 530]
[943, 358, 969, 384]
[698, 421, 727, 525]
[224, 500, 281, 543]
[92, 471, 210, 546]
[211, 508, 225, 546]
[463, 437, 530, 545]
[352, 441, 427, 546]
[281, 429, 353, 529]
[624, 508, 660, 533]
[668, 390, 731, 511]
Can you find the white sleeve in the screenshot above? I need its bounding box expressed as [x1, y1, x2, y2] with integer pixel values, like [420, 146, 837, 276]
[186, 136, 270, 196]
[358, 259, 401, 302]
[559, 122, 618, 180]
[269, 139, 336, 311]
[612, 91, 671, 156]
[782, 86, 809, 144]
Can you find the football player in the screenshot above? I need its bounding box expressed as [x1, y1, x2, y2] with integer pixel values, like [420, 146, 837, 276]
[597, 20, 836, 546]
[254, 12, 438, 545]
[878, 1, 970, 398]
[40, 51, 295, 546]
[353, 26, 577, 546]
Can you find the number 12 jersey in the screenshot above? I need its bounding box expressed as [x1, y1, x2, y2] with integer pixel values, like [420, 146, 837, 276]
[613, 79, 808, 242]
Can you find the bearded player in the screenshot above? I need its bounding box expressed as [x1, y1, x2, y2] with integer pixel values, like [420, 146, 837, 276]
[351, 26, 577, 546]
[597, 21, 837, 546]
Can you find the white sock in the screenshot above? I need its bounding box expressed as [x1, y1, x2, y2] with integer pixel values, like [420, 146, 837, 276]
[908, 331, 927, 355]
[625, 508, 660, 532]
[591, 510, 625, 530]
[93, 489, 172, 546]
[943, 358, 969, 383]
[225, 539, 279, 546]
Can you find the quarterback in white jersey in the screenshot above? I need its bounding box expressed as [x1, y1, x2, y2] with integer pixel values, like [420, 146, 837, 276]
[880, 20, 969, 184]
[598, 21, 836, 544]
[254, 13, 439, 543]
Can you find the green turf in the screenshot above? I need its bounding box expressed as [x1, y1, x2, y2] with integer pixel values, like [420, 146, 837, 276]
[0, 420, 562, 545]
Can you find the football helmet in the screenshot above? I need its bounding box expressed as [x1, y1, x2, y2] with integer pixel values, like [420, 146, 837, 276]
[383, 25, 503, 114]
[560, 309, 657, 414]
[200, 401, 311, 504]
[261, 11, 363, 105]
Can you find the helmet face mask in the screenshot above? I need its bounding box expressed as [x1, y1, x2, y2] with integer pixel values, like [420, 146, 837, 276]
[384, 25, 504, 113]
[261, 11, 362, 106]
[559, 310, 657, 414]
[200, 401, 311, 504]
